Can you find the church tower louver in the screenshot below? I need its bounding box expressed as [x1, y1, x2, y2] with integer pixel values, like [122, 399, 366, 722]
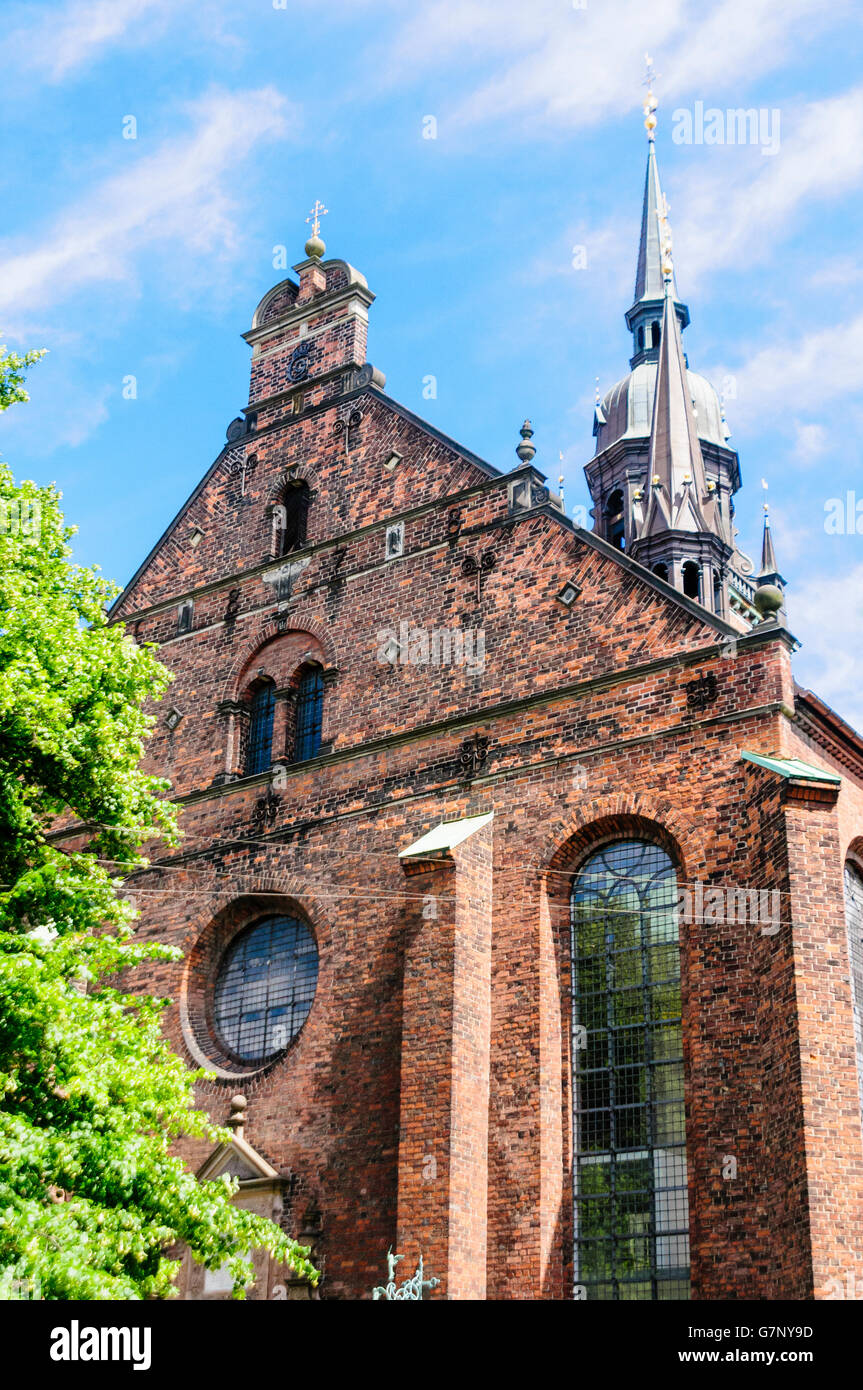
[585, 73, 769, 629]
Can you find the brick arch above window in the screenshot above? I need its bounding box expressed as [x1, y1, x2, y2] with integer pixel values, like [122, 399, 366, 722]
[263, 463, 321, 509]
[534, 793, 705, 884]
[179, 888, 334, 1086]
[223, 621, 338, 704]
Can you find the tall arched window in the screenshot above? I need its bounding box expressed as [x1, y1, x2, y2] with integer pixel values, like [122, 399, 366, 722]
[277, 482, 310, 556]
[843, 860, 863, 1131]
[570, 839, 689, 1300]
[246, 680, 276, 776]
[293, 666, 323, 761]
[651, 320, 661, 348]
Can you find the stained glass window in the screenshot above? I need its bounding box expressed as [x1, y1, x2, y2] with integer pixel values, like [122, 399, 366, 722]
[570, 839, 689, 1300]
[214, 916, 318, 1063]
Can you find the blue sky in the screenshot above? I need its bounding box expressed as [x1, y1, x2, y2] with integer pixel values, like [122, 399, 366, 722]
[2, 0, 863, 722]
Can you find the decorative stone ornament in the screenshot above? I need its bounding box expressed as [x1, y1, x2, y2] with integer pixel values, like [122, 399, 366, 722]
[459, 731, 490, 779]
[289, 339, 313, 382]
[461, 550, 496, 600]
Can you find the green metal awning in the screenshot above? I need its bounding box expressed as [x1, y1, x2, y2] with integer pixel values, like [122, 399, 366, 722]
[741, 751, 841, 784]
[399, 811, 493, 859]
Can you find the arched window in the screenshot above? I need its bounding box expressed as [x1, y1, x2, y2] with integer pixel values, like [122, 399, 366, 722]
[570, 839, 689, 1300]
[276, 482, 310, 556]
[246, 680, 276, 776]
[637, 326, 645, 352]
[843, 860, 863, 1130]
[652, 562, 669, 582]
[605, 489, 625, 551]
[293, 665, 323, 761]
[651, 320, 661, 348]
[682, 561, 700, 600]
[214, 915, 318, 1063]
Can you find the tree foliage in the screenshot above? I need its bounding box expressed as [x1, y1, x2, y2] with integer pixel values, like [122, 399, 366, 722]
[0, 351, 317, 1298]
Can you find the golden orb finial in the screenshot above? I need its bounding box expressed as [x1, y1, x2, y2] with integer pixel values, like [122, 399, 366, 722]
[305, 199, 328, 259]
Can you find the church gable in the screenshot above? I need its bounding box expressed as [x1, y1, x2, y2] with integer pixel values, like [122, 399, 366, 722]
[112, 241, 499, 623]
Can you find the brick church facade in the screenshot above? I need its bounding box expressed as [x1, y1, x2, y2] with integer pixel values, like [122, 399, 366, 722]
[109, 111, 863, 1299]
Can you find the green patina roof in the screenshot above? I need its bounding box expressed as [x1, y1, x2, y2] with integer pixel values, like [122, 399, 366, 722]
[741, 751, 841, 784]
[399, 811, 493, 858]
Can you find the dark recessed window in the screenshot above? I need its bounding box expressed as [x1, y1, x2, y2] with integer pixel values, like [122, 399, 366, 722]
[294, 666, 323, 761]
[213, 916, 318, 1063]
[246, 680, 276, 775]
[605, 490, 625, 551]
[682, 561, 700, 600]
[278, 482, 310, 555]
[570, 839, 689, 1300]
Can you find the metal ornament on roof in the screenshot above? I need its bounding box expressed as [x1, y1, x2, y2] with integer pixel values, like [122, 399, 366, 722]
[371, 1249, 440, 1301]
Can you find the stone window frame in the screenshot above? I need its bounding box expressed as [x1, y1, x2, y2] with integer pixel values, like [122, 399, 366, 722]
[567, 834, 690, 1302]
[181, 894, 322, 1082]
[541, 809, 693, 1304]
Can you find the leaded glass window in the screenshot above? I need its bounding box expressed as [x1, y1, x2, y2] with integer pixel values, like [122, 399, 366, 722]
[843, 860, 863, 1132]
[246, 681, 276, 776]
[214, 916, 318, 1063]
[293, 667, 323, 761]
[570, 839, 690, 1300]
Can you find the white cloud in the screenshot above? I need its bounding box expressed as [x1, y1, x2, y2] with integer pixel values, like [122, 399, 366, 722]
[369, 0, 847, 133]
[711, 311, 863, 430]
[675, 86, 863, 287]
[5, 0, 191, 80]
[792, 421, 828, 464]
[0, 88, 293, 328]
[791, 563, 863, 733]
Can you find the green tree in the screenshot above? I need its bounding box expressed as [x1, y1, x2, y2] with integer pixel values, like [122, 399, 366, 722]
[0, 351, 317, 1299]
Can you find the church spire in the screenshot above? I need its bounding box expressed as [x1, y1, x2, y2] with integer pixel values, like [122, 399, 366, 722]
[754, 499, 786, 623]
[637, 242, 715, 540]
[626, 58, 689, 365]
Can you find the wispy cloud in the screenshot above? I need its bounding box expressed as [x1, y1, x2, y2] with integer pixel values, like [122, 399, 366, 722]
[370, 0, 849, 132]
[5, 0, 192, 81]
[0, 87, 294, 329]
[791, 562, 863, 731]
[675, 86, 863, 287]
[712, 310, 863, 429]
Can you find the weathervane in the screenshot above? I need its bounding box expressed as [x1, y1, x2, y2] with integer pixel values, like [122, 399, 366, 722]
[306, 199, 328, 238]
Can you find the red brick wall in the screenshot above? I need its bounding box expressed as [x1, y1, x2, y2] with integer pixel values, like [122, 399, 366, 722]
[104, 259, 863, 1299]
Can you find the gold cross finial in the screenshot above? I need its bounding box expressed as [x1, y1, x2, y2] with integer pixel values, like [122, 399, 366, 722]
[643, 52, 659, 142]
[306, 199, 329, 237]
